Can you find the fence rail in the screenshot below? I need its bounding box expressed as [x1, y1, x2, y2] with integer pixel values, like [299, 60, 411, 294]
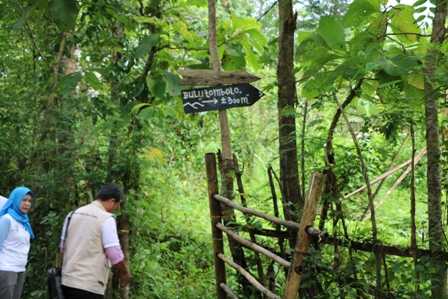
[217, 223, 291, 268]
[214, 194, 299, 230]
[218, 253, 281, 299]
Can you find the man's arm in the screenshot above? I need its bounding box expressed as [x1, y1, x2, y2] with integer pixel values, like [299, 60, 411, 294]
[102, 217, 131, 287]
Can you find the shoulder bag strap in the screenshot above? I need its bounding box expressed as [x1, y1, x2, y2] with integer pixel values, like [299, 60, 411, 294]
[56, 211, 74, 268]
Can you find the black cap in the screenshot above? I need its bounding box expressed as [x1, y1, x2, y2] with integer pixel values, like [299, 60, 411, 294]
[96, 184, 122, 202]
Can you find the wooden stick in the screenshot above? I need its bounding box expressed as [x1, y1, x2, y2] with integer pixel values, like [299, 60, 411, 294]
[205, 153, 227, 299]
[242, 226, 289, 238]
[218, 254, 281, 299]
[234, 155, 265, 282]
[215, 195, 300, 229]
[220, 283, 239, 299]
[343, 148, 426, 199]
[362, 148, 426, 221]
[410, 123, 420, 295]
[385, 148, 426, 197]
[359, 135, 412, 220]
[217, 223, 291, 268]
[284, 173, 325, 299]
[334, 91, 382, 298]
[268, 166, 285, 245]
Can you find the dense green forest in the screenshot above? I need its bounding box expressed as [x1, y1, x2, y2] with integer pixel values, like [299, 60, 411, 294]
[1, 0, 448, 298]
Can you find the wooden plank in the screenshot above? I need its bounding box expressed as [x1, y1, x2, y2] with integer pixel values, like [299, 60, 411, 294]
[220, 283, 238, 299]
[205, 153, 227, 299]
[214, 194, 300, 230]
[217, 223, 291, 268]
[284, 173, 325, 299]
[218, 254, 281, 299]
[179, 69, 260, 86]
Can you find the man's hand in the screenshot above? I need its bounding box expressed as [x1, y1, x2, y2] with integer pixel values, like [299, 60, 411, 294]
[114, 261, 131, 288]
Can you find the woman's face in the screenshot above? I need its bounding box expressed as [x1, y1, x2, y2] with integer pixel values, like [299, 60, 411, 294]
[19, 195, 32, 214]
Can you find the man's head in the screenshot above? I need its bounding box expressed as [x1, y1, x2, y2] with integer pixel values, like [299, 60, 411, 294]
[96, 184, 122, 212]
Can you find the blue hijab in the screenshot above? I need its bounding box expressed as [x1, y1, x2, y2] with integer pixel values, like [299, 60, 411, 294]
[0, 186, 34, 239]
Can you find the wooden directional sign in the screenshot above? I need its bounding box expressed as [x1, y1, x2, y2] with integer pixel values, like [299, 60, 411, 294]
[179, 69, 260, 86]
[182, 83, 263, 114]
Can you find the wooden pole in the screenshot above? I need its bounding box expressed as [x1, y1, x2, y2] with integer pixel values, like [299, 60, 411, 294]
[205, 153, 227, 299]
[220, 283, 239, 299]
[283, 173, 325, 299]
[209, 0, 234, 207]
[208, 1, 249, 295]
[268, 166, 286, 253]
[218, 254, 282, 299]
[217, 223, 291, 268]
[215, 195, 300, 229]
[208, 0, 232, 172]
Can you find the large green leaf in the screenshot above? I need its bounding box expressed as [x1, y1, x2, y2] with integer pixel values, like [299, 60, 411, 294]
[231, 16, 261, 33]
[241, 39, 261, 70]
[147, 75, 166, 99]
[317, 16, 345, 50]
[301, 71, 337, 99]
[390, 5, 420, 43]
[407, 73, 424, 89]
[222, 45, 246, 71]
[368, 54, 420, 77]
[344, 0, 379, 27]
[164, 72, 182, 96]
[135, 35, 160, 59]
[245, 29, 267, 53]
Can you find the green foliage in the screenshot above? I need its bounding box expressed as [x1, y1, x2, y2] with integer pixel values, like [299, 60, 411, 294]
[1, 0, 448, 298]
[317, 16, 345, 50]
[390, 5, 420, 43]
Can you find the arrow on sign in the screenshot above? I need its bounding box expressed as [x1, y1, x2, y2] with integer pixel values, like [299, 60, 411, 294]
[182, 83, 263, 114]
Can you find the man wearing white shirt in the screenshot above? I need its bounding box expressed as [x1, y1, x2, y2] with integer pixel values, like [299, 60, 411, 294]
[60, 184, 130, 299]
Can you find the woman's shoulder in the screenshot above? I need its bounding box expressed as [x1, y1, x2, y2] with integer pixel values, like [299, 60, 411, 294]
[0, 214, 12, 229]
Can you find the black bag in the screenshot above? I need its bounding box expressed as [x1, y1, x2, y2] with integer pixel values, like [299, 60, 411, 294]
[48, 211, 74, 299]
[47, 268, 64, 299]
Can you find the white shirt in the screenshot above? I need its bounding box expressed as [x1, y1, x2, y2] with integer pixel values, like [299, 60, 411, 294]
[0, 195, 7, 210]
[60, 214, 120, 249]
[0, 214, 31, 272]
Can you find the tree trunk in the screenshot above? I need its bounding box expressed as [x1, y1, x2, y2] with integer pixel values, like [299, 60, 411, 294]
[424, 0, 448, 296]
[277, 0, 303, 248]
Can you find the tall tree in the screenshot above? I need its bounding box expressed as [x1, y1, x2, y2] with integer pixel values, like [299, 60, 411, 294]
[424, 0, 448, 296]
[277, 0, 303, 246]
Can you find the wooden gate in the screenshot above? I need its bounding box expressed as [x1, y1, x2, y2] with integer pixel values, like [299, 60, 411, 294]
[205, 153, 324, 299]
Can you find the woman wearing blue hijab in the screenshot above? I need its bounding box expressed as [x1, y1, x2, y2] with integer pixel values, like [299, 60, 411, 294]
[0, 187, 34, 299]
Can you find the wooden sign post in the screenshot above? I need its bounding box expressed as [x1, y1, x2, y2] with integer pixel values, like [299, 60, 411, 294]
[179, 1, 263, 297]
[179, 0, 263, 204]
